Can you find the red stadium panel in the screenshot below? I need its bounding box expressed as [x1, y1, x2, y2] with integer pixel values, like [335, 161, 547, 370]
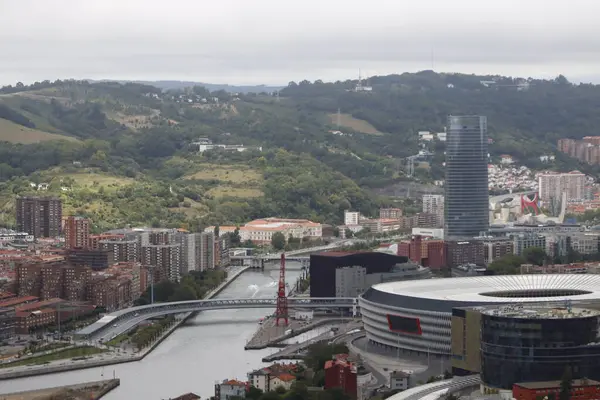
[386, 314, 423, 335]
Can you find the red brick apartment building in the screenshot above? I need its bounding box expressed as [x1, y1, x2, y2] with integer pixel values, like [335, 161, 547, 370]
[64, 216, 90, 250]
[324, 356, 357, 399]
[397, 235, 446, 269]
[513, 379, 600, 400]
[16, 263, 91, 301]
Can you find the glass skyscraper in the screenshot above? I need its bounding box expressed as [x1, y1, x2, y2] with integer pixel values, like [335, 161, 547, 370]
[444, 115, 489, 239]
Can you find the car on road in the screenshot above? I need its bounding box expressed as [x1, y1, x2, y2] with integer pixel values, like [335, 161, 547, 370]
[134, 313, 139, 317]
[113, 324, 118, 327]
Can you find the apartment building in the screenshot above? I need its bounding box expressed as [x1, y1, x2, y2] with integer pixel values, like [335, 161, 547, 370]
[64, 216, 90, 249]
[99, 239, 139, 264]
[445, 240, 485, 268]
[16, 196, 62, 238]
[513, 234, 547, 256]
[379, 208, 403, 219]
[141, 243, 181, 283]
[538, 171, 585, 203]
[422, 194, 444, 227]
[198, 232, 215, 271]
[16, 263, 91, 301]
[558, 137, 600, 165]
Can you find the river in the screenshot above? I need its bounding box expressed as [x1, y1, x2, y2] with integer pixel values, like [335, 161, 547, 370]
[0, 264, 302, 399]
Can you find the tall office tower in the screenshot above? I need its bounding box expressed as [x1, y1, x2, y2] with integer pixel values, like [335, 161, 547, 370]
[445, 116, 489, 239]
[422, 194, 445, 227]
[64, 216, 90, 249]
[16, 196, 62, 238]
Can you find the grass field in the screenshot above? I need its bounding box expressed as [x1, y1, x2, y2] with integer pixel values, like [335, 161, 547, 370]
[328, 113, 382, 135]
[1, 346, 104, 368]
[48, 171, 135, 191]
[0, 118, 79, 144]
[207, 186, 263, 199]
[184, 164, 263, 184]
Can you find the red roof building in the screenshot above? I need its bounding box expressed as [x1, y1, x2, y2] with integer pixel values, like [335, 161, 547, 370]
[513, 379, 600, 400]
[324, 357, 357, 399]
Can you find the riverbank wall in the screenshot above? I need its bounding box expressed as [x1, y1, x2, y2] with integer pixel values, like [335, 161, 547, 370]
[0, 378, 120, 398]
[0, 267, 251, 380]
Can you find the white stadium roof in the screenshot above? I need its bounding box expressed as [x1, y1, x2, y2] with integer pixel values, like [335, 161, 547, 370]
[372, 274, 600, 304]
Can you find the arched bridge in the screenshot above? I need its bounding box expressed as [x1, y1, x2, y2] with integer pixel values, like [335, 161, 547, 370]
[76, 297, 358, 341]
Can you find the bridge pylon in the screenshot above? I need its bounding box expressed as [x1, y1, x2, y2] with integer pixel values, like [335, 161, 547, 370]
[275, 253, 289, 326]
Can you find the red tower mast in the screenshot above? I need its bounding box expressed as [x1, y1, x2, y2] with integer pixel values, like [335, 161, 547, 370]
[275, 253, 289, 326]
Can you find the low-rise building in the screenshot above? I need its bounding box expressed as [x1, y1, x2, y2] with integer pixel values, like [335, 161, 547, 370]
[247, 363, 298, 392]
[215, 379, 247, 400]
[15, 308, 55, 333]
[513, 379, 600, 400]
[389, 371, 410, 391]
[208, 218, 322, 245]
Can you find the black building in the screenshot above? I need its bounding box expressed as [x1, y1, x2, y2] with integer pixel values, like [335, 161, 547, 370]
[309, 252, 408, 298]
[480, 306, 600, 389]
[67, 249, 115, 270]
[445, 115, 489, 239]
[16, 196, 62, 238]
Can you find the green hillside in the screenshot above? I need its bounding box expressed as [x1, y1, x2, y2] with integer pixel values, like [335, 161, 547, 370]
[0, 73, 598, 231]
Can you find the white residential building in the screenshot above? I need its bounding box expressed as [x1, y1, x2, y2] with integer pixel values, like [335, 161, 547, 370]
[215, 379, 247, 400]
[344, 211, 360, 226]
[422, 194, 444, 227]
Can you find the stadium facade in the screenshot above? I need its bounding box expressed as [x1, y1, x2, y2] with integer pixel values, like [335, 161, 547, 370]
[359, 275, 600, 356]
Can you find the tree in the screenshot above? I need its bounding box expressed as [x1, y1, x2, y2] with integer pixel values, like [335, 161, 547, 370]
[559, 366, 573, 400]
[488, 254, 525, 275]
[271, 232, 286, 250]
[230, 227, 241, 246]
[214, 225, 220, 237]
[522, 247, 547, 266]
[246, 386, 263, 400]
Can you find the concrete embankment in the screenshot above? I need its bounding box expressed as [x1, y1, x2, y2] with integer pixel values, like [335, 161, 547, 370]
[245, 318, 349, 350]
[0, 378, 120, 399]
[0, 267, 251, 380]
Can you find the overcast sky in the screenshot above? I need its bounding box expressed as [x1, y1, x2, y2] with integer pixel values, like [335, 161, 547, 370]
[1, 0, 600, 86]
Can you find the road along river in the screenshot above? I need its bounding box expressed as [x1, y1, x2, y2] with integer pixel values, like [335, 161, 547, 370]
[0, 265, 302, 399]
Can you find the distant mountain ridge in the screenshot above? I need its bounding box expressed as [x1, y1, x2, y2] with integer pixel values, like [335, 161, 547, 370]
[87, 79, 284, 93]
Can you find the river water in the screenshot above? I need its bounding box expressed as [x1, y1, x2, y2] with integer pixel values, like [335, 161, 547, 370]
[0, 265, 302, 399]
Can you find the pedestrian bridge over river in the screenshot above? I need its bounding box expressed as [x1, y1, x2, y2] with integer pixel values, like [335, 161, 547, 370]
[76, 297, 358, 341]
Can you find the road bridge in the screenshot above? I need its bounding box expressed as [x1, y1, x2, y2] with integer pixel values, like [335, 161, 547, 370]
[76, 297, 358, 341]
[230, 255, 309, 269]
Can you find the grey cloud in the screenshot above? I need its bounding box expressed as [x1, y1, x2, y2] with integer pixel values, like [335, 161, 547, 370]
[1, 0, 600, 85]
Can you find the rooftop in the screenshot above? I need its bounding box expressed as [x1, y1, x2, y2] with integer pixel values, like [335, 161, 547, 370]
[479, 305, 600, 319]
[370, 274, 600, 303]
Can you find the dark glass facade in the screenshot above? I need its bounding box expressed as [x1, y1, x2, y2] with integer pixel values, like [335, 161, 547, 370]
[481, 313, 600, 389]
[309, 252, 408, 298]
[445, 115, 489, 239]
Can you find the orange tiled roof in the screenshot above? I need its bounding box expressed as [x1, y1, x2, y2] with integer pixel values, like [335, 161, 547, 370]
[277, 373, 296, 382]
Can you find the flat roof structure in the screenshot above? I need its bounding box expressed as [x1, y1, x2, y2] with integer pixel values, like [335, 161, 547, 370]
[369, 275, 600, 306]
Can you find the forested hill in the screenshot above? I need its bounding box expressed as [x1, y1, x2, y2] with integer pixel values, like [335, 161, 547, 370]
[0, 72, 597, 231]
